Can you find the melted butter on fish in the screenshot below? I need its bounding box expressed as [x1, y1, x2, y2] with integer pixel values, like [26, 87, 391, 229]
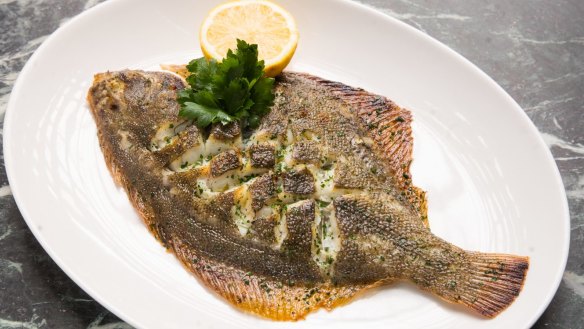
[161, 122, 346, 272]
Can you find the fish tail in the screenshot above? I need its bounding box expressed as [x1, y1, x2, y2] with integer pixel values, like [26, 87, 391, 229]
[436, 252, 529, 318]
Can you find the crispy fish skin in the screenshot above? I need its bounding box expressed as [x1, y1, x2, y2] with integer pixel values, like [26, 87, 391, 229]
[87, 70, 528, 320]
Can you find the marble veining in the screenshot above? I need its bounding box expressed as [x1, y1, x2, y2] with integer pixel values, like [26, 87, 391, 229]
[563, 271, 584, 299]
[1, 0, 583, 328]
[0, 315, 47, 329]
[0, 185, 11, 197]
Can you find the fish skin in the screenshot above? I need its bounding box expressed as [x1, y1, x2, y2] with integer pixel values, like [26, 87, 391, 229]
[87, 69, 529, 320]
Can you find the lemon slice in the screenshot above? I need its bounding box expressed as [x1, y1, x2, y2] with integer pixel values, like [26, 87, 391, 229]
[200, 0, 299, 77]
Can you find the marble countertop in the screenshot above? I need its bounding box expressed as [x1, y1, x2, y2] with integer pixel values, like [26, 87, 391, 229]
[1, 0, 582, 328]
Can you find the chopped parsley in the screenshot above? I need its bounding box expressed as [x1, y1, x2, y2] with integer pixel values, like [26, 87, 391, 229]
[238, 173, 258, 183]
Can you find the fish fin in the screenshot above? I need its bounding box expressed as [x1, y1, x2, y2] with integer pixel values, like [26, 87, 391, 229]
[296, 73, 428, 227]
[171, 236, 379, 321]
[440, 252, 529, 318]
[161, 64, 190, 80]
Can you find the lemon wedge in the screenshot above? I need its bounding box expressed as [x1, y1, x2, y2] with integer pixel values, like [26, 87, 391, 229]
[200, 0, 299, 77]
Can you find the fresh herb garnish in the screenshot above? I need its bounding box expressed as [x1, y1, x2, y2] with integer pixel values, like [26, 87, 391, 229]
[177, 39, 275, 128]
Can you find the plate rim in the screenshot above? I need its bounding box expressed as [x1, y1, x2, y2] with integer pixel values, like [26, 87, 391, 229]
[3, 0, 570, 327]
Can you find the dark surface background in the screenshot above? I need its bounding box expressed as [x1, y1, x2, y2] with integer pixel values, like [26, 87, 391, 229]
[1, 0, 583, 328]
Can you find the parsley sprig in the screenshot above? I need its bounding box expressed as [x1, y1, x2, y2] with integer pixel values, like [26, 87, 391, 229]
[178, 39, 275, 128]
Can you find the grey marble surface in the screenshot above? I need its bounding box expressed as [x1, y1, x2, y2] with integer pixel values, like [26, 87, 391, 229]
[0, 0, 582, 328]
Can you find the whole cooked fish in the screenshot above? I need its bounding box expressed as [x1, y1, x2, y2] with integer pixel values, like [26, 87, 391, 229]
[87, 69, 528, 320]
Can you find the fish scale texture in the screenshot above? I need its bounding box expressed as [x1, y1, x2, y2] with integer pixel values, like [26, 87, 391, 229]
[86, 69, 528, 320]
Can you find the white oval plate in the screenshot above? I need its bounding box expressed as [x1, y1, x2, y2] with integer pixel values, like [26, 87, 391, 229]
[3, 0, 569, 328]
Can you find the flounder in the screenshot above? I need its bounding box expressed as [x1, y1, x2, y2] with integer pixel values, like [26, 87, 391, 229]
[87, 69, 528, 320]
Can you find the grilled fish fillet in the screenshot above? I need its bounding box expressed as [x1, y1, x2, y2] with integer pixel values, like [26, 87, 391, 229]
[87, 69, 528, 320]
